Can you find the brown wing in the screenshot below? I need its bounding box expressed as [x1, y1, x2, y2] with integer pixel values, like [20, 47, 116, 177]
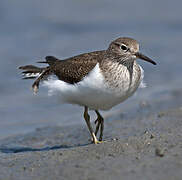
[50, 50, 106, 84]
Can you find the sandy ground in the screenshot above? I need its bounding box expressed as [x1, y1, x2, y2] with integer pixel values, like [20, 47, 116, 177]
[0, 89, 182, 180]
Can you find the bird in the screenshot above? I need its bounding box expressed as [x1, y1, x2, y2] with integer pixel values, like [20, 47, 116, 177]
[19, 37, 156, 144]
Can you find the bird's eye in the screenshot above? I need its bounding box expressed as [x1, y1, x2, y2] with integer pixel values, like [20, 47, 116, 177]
[120, 44, 128, 51]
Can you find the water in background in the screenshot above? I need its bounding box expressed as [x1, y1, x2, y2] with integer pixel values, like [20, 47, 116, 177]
[0, 0, 182, 139]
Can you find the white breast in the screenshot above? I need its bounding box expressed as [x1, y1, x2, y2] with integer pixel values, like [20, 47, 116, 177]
[43, 63, 143, 110]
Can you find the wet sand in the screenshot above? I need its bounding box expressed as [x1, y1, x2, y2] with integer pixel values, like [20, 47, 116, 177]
[0, 89, 182, 180]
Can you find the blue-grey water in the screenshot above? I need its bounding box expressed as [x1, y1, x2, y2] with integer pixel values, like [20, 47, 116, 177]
[0, 0, 182, 139]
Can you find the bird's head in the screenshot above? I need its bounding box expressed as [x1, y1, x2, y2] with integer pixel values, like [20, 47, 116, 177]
[107, 37, 156, 65]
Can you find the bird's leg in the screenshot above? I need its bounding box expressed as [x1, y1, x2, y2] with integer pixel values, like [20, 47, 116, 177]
[95, 110, 104, 141]
[94, 119, 100, 137]
[84, 106, 100, 144]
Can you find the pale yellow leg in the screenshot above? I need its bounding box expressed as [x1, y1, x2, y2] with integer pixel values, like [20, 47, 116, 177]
[84, 106, 101, 144]
[95, 110, 104, 141]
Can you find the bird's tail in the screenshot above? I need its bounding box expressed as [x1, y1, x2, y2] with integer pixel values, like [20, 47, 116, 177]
[19, 65, 45, 79]
[19, 56, 58, 94]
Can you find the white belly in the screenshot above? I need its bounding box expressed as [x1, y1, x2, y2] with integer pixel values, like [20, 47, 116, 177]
[43, 63, 143, 110]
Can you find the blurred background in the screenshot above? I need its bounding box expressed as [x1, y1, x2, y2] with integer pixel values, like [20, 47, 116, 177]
[0, 0, 182, 139]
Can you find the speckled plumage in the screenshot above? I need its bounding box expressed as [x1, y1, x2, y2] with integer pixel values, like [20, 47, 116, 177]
[100, 60, 142, 98]
[19, 37, 156, 143]
[42, 61, 143, 110]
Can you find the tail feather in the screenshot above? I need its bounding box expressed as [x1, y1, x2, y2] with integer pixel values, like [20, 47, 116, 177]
[19, 65, 44, 79]
[19, 66, 52, 94]
[32, 67, 52, 94]
[19, 64, 52, 94]
[37, 56, 59, 65]
[19, 65, 42, 71]
[19, 56, 58, 93]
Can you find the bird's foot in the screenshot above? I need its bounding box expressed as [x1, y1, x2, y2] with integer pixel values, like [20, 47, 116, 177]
[91, 135, 105, 144]
[92, 139, 104, 144]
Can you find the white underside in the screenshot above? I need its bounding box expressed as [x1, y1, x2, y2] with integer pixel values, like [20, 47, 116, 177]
[42, 63, 144, 110]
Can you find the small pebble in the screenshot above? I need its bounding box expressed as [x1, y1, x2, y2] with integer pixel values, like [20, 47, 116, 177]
[139, 101, 150, 108]
[108, 153, 115, 157]
[144, 130, 149, 134]
[150, 134, 155, 139]
[158, 112, 165, 118]
[155, 148, 165, 157]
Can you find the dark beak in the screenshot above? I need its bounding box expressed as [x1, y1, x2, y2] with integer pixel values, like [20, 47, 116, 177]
[135, 52, 157, 65]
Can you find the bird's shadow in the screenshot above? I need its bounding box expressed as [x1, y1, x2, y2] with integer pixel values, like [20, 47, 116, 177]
[0, 143, 90, 154]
